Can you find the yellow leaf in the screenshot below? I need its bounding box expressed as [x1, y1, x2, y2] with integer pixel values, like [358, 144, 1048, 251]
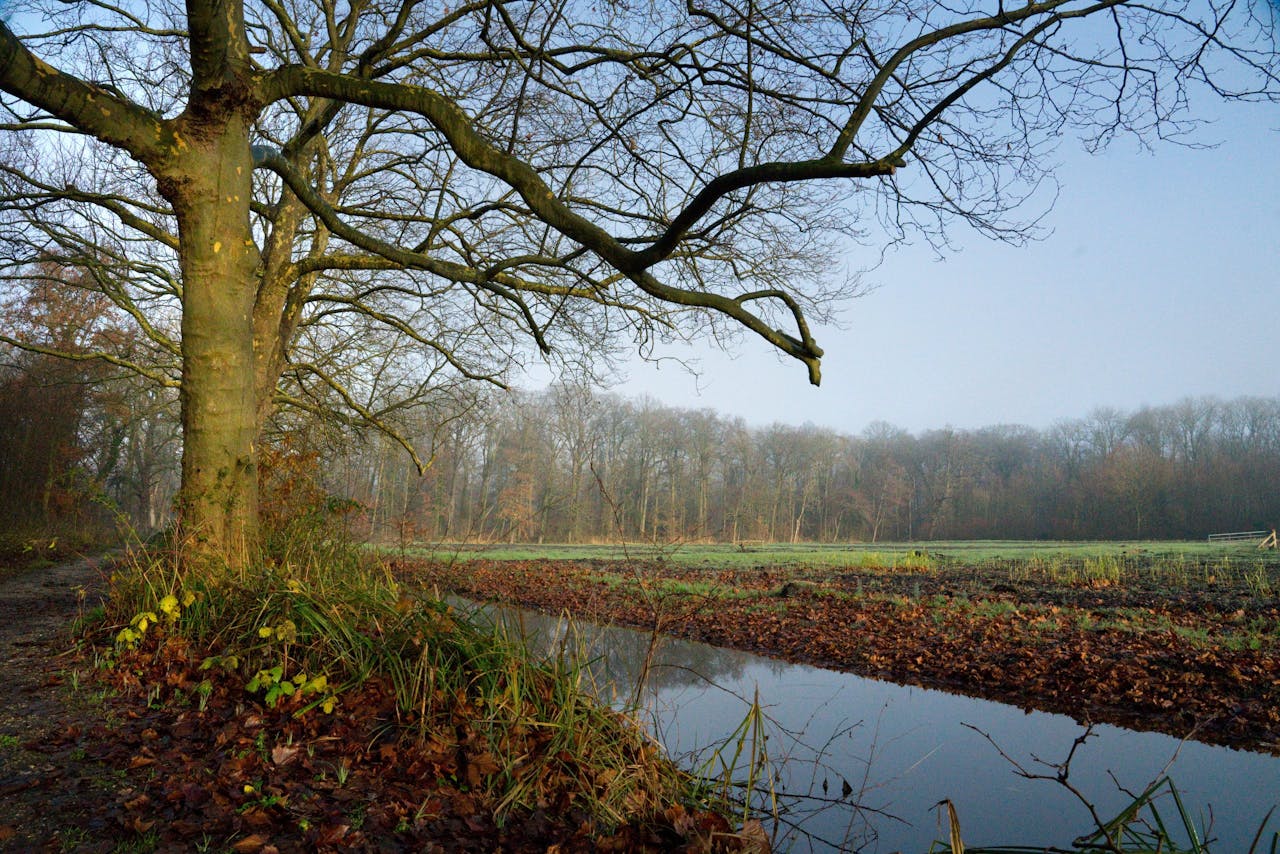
[258, 626, 273, 638]
[158, 594, 179, 617]
[321, 696, 336, 714]
[181, 591, 196, 607]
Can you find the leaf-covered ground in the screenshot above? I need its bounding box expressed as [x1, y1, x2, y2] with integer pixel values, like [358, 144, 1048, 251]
[399, 558, 1280, 755]
[0, 559, 758, 853]
[0, 557, 123, 850]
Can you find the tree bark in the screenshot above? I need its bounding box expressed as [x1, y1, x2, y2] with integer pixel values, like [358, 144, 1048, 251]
[164, 120, 260, 571]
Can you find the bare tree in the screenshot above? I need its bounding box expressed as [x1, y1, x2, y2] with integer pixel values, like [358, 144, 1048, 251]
[0, 0, 1275, 569]
[324, 386, 1280, 542]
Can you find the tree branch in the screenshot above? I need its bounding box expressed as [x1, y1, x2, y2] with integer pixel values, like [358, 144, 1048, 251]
[0, 22, 169, 162]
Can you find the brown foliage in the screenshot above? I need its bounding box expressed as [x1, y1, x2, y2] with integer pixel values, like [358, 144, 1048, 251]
[43, 630, 751, 853]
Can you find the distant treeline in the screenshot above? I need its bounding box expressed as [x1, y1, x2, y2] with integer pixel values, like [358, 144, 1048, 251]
[327, 387, 1280, 543]
[5, 319, 1275, 544]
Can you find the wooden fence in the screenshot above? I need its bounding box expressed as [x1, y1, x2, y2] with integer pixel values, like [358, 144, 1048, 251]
[1208, 529, 1278, 549]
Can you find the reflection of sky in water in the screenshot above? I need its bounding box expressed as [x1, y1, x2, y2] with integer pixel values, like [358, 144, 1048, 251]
[468, 603, 1279, 852]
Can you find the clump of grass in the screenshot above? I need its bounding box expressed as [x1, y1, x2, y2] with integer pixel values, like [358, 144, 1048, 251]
[1244, 563, 1274, 596]
[99, 538, 726, 835]
[694, 687, 777, 826]
[651, 578, 759, 600]
[1082, 553, 1126, 587]
[843, 549, 937, 572]
[970, 599, 1021, 619]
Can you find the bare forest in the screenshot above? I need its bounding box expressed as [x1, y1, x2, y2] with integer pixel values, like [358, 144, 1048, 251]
[315, 389, 1280, 544]
[6, 341, 1276, 545]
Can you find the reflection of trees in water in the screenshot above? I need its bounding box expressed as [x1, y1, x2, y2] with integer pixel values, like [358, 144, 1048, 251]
[469, 601, 763, 696]
[465, 602, 889, 851]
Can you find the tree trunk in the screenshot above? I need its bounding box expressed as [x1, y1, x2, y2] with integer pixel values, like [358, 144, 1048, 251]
[167, 121, 261, 571]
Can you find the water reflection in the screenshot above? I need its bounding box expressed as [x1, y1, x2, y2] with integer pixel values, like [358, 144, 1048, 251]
[463, 601, 1279, 853]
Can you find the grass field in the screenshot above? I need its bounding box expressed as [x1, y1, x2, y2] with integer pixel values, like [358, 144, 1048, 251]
[394, 539, 1280, 590]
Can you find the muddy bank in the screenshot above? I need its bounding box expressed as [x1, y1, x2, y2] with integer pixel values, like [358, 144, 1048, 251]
[0, 558, 754, 853]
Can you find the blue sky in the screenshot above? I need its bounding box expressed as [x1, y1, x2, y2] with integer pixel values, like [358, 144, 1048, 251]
[603, 97, 1280, 434]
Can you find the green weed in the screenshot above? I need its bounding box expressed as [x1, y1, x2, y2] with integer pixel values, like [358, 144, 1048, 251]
[969, 600, 1020, 619]
[109, 828, 158, 853]
[56, 827, 91, 852]
[1171, 625, 1214, 647]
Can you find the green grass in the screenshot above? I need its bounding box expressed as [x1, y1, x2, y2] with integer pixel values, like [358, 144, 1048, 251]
[412, 540, 1280, 604]
[401, 538, 1278, 572]
[593, 573, 764, 601]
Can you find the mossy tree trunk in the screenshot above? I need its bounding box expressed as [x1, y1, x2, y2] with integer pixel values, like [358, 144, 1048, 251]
[153, 0, 267, 572]
[0, 4, 271, 572]
[162, 125, 261, 571]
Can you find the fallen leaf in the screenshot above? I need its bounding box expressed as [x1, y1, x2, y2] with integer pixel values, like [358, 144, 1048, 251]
[316, 824, 350, 845]
[270, 744, 299, 766]
[231, 833, 270, 853]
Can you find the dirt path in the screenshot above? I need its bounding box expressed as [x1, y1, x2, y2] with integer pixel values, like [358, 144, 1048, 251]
[0, 556, 122, 852]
